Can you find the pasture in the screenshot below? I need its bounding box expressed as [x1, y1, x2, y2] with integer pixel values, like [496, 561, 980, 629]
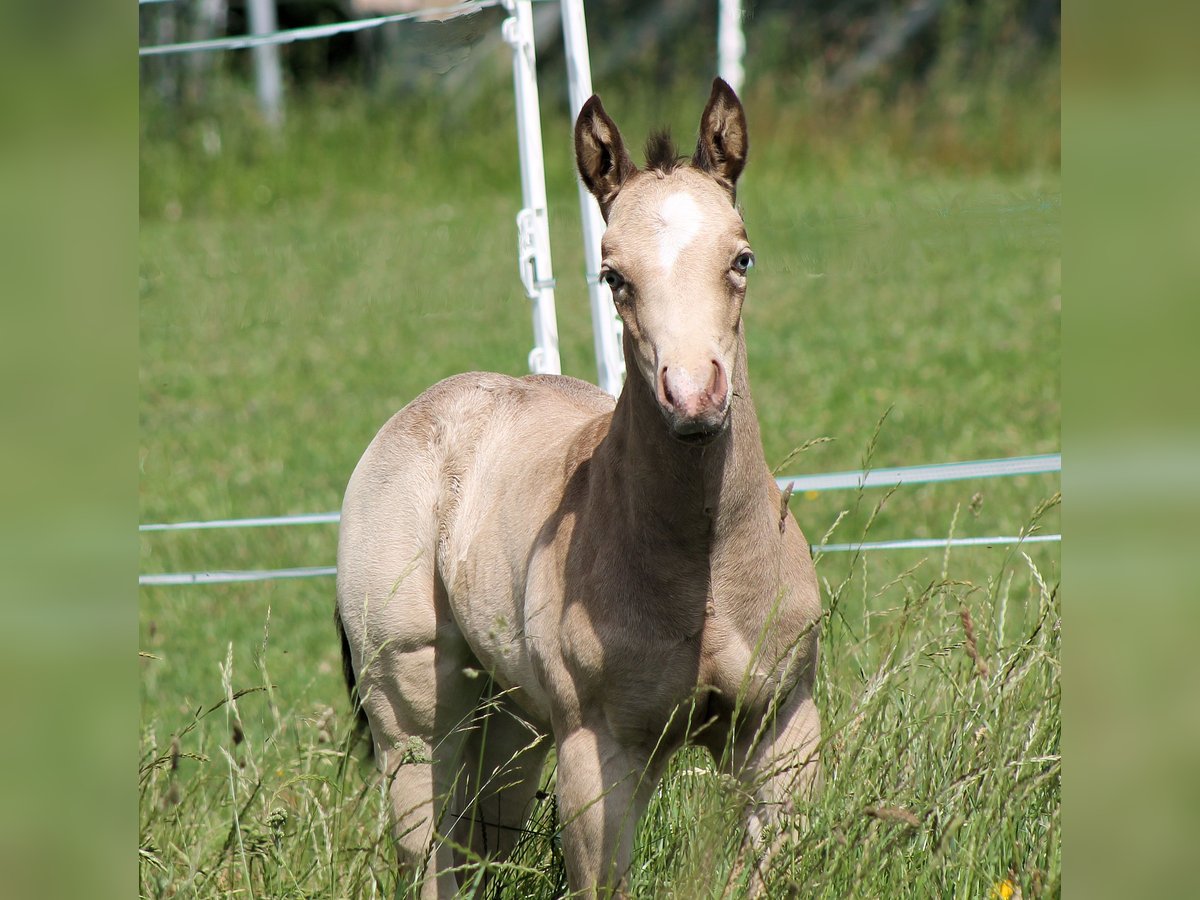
[139, 78, 1060, 897]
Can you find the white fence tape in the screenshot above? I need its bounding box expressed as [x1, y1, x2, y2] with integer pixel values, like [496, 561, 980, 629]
[776, 452, 1060, 493]
[138, 1, 502, 57]
[140, 511, 340, 534]
[138, 533, 1060, 586]
[140, 565, 338, 587]
[815, 532, 1060, 554]
[139, 453, 1060, 533]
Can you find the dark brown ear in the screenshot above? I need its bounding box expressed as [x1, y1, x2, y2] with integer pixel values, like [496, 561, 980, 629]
[693, 78, 748, 194]
[574, 94, 636, 220]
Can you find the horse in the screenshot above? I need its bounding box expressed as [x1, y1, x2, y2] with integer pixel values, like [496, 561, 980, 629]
[335, 78, 822, 898]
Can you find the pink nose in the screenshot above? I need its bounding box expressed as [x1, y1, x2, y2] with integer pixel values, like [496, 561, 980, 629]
[658, 359, 729, 433]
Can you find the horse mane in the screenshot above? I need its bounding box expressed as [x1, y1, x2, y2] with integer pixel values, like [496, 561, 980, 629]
[644, 129, 688, 174]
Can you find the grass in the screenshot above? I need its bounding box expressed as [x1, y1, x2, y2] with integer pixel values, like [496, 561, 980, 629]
[139, 72, 1059, 897]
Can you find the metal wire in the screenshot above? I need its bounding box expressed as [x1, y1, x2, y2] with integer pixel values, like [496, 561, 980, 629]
[138, 0, 503, 57]
[139, 453, 1060, 534]
[138, 533, 1060, 586]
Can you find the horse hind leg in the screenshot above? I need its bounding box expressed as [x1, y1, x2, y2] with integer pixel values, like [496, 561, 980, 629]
[340, 553, 483, 898]
[448, 692, 551, 896]
[385, 742, 461, 899]
[371, 641, 489, 898]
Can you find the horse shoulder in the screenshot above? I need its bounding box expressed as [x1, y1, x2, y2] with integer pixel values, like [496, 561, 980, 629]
[431, 377, 610, 718]
[700, 499, 821, 714]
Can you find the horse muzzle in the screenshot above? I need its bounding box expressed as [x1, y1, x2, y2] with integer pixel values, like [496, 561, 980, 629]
[657, 358, 731, 444]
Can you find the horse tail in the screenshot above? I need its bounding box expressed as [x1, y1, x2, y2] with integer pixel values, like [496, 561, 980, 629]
[334, 605, 373, 760]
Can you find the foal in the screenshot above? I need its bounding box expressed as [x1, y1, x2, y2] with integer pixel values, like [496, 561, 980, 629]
[336, 79, 821, 898]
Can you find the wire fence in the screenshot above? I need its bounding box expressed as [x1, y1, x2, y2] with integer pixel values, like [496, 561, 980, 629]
[138, 534, 1061, 587]
[139, 454, 1058, 533]
[139, 0, 503, 58]
[139, 453, 1061, 585]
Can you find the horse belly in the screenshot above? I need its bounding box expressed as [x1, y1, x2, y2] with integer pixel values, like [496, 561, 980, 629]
[443, 544, 551, 724]
[438, 459, 569, 729]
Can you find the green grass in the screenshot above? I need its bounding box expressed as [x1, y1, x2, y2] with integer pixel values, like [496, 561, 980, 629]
[139, 78, 1059, 897]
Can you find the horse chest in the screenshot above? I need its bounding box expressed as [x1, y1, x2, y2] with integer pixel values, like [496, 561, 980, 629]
[547, 597, 706, 739]
[695, 592, 817, 733]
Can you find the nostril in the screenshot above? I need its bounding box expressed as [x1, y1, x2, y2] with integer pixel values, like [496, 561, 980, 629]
[660, 366, 677, 408]
[708, 359, 728, 404]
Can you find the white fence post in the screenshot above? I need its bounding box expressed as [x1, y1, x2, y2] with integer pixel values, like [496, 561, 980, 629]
[502, 0, 562, 376]
[717, 0, 745, 95]
[560, 0, 625, 396]
[247, 0, 284, 127]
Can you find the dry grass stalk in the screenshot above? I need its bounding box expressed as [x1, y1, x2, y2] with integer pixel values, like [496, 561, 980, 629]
[960, 606, 989, 678]
[863, 805, 920, 827]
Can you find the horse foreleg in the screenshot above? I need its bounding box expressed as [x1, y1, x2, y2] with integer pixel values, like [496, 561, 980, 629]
[448, 694, 551, 894]
[727, 685, 821, 896]
[554, 725, 659, 899]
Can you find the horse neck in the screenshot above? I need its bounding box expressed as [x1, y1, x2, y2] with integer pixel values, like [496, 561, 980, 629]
[593, 326, 774, 549]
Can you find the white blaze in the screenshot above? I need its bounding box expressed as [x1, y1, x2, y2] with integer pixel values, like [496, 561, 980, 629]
[656, 192, 703, 272]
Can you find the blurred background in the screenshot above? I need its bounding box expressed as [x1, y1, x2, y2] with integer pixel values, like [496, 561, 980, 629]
[139, 0, 1059, 171]
[138, 0, 1059, 107]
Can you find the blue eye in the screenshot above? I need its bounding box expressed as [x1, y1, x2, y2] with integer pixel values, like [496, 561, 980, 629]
[733, 251, 755, 273]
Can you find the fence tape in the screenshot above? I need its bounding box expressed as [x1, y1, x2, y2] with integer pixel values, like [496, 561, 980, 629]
[140, 566, 338, 586]
[814, 532, 1060, 554]
[775, 452, 1059, 493]
[140, 511, 340, 533]
[138, 0, 502, 57]
[139, 533, 1059, 586]
[139, 453, 1059, 533]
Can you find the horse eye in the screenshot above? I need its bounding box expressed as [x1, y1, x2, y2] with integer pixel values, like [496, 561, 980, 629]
[601, 270, 625, 290]
[733, 251, 755, 273]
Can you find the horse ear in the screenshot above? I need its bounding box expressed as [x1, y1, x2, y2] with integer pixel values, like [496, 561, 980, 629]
[693, 78, 748, 193]
[575, 95, 636, 221]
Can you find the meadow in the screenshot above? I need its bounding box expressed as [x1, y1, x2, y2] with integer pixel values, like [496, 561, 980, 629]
[139, 66, 1060, 897]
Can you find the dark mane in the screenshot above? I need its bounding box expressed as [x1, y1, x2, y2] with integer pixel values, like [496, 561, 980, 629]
[644, 129, 687, 174]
